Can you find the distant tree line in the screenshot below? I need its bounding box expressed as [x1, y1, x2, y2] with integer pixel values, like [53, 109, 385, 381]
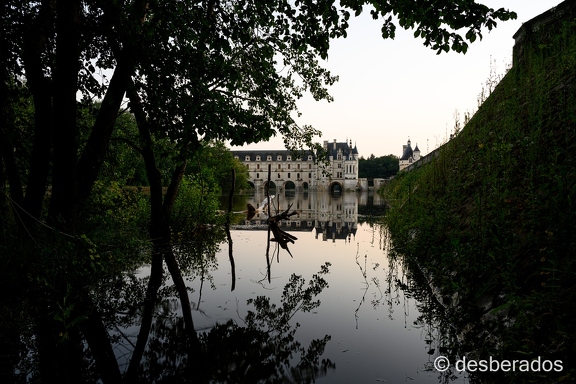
[358, 154, 399, 179]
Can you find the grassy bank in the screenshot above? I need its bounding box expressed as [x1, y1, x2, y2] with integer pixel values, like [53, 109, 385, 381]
[381, 17, 576, 383]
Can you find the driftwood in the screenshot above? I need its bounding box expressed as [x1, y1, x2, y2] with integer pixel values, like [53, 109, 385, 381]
[246, 203, 256, 220]
[267, 204, 298, 258]
[267, 204, 298, 223]
[255, 164, 299, 284]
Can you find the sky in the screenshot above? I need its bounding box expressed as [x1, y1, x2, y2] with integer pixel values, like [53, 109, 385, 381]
[229, 0, 564, 159]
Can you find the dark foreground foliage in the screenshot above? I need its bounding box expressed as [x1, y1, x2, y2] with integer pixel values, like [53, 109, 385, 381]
[382, 17, 576, 384]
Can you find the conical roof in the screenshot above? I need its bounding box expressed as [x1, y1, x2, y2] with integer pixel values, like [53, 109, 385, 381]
[400, 142, 413, 160]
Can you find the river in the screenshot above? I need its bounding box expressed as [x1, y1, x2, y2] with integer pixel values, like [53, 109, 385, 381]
[175, 189, 452, 383]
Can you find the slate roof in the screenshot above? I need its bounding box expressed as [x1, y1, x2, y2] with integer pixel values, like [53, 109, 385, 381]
[232, 141, 358, 162]
[399, 144, 413, 161]
[326, 142, 357, 160]
[230, 150, 314, 162]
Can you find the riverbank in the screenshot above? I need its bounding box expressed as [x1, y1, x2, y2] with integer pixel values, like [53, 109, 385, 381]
[381, 10, 576, 383]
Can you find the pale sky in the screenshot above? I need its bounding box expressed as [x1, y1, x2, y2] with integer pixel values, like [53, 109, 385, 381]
[230, 1, 564, 159]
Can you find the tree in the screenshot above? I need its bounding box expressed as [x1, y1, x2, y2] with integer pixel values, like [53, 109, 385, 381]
[1, 0, 516, 230]
[359, 154, 399, 179]
[1, 0, 517, 381]
[187, 141, 250, 194]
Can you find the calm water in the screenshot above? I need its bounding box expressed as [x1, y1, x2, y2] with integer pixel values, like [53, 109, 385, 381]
[176, 190, 451, 383]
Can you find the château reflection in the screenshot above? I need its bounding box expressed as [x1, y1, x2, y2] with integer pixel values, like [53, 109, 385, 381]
[231, 190, 386, 243]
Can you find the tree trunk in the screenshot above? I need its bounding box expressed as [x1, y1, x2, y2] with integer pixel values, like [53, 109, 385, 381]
[127, 83, 206, 377]
[76, 0, 151, 211]
[0, 62, 21, 213]
[20, 0, 54, 221]
[76, 53, 136, 210]
[226, 168, 236, 291]
[125, 251, 163, 383]
[0, 106, 24, 210]
[78, 296, 123, 384]
[48, 0, 81, 228]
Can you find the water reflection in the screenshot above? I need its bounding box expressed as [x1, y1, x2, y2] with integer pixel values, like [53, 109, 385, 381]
[214, 192, 445, 383]
[228, 190, 387, 243]
[5, 191, 458, 384]
[6, 226, 334, 383]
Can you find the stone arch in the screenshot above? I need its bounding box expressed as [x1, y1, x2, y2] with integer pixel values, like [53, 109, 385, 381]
[264, 181, 277, 191]
[329, 181, 343, 195]
[284, 181, 296, 190]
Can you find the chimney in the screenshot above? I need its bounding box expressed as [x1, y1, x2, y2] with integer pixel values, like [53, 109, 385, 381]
[333, 139, 337, 150]
[323, 140, 328, 149]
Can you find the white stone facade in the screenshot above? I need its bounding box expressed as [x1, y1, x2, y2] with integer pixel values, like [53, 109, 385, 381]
[231, 139, 359, 192]
[399, 139, 421, 171]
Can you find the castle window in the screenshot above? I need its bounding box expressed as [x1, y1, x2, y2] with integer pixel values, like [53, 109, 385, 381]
[267, 155, 272, 161]
[278, 164, 281, 169]
[308, 155, 313, 161]
[256, 173, 259, 178]
[277, 155, 282, 161]
[287, 155, 291, 161]
[288, 173, 291, 178]
[257, 164, 260, 169]
[288, 164, 291, 169]
[256, 155, 261, 161]
[245, 155, 250, 161]
[309, 173, 312, 179]
[297, 173, 300, 179]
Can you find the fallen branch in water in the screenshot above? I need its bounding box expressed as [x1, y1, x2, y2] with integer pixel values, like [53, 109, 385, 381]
[267, 203, 298, 258]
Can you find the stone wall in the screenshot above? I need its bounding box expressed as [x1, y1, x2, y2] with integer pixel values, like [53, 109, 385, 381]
[513, 0, 576, 65]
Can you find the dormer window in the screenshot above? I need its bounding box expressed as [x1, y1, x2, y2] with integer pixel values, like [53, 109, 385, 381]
[256, 155, 261, 161]
[245, 155, 250, 161]
[277, 155, 282, 161]
[308, 155, 313, 161]
[267, 155, 272, 161]
[287, 155, 291, 161]
[234, 156, 239, 160]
